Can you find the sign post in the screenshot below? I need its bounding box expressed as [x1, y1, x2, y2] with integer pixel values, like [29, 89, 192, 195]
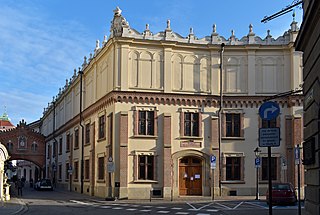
[295, 145, 302, 215]
[210, 155, 216, 201]
[258, 101, 280, 215]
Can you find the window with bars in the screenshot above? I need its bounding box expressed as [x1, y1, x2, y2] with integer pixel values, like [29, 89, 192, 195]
[226, 157, 241, 180]
[98, 157, 105, 180]
[138, 110, 155, 135]
[226, 113, 241, 137]
[85, 123, 90, 144]
[262, 157, 277, 180]
[138, 155, 154, 180]
[99, 115, 106, 139]
[184, 112, 199, 137]
[84, 159, 90, 180]
[74, 129, 79, 149]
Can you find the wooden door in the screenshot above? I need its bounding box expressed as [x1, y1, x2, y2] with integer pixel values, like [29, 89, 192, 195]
[179, 157, 202, 195]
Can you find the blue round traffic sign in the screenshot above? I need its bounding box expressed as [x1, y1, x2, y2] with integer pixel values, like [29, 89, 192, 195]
[259, 101, 280, 120]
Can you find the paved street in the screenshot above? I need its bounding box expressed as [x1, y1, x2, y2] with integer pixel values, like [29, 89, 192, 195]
[1, 185, 308, 215]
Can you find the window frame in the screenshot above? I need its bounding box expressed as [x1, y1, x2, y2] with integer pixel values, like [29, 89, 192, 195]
[133, 151, 157, 183]
[221, 153, 245, 183]
[74, 128, 79, 149]
[133, 106, 158, 137]
[98, 115, 106, 140]
[179, 108, 202, 139]
[85, 123, 90, 145]
[261, 156, 279, 181]
[97, 156, 105, 181]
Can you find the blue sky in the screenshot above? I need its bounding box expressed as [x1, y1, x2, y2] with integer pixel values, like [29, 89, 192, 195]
[0, 0, 303, 126]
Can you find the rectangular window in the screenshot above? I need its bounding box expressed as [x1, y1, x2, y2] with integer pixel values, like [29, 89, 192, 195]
[58, 164, 62, 180]
[99, 115, 106, 139]
[226, 157, 241, 180]
[85, 123, 90, 144]
[98, 157, 105, 180]
[184, 112, 199, 136]
[47, 145, 51, 158]
[226, 113, 241, 137]
[138, 155, 154, 180]
[74, 129, 79, 149]
[74, 161, 79, 180]
[85, 159, 90, 180]
[262, 118, 277, 128]
[262, 157, 277, 180]
[53, 141, 56, 157]
[65, 163, 69, 180]
[59, 137, 62, 155]
[138, 111, 155, 135]
[66, 134, 70, 152]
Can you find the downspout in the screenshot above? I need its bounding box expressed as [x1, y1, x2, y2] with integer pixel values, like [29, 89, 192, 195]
[79, 68, 84, 194]
[218, 43, 225, 196]
[52, 101, 58, 187]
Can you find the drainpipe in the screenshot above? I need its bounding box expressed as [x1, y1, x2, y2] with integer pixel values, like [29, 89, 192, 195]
[52, 101, 58, 187]
[79, 68, 84, 194]
[218, 43, 225, 196]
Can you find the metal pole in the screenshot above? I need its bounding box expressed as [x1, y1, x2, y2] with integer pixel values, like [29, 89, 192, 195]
[218, 43, 225, 196]
[268, 146, 272, 215]
[211, 168, 214, 200]
[256, 165, 259, 200]
[297, 144, 301, 215]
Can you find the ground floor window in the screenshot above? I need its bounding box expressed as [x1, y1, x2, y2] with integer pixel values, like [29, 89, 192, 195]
[138, 155, 154, 180]
[261, 157, 278, 180]
[98, 157, 105, 180]
[84, 159, 90, 180]
[226, 157, 241, 180]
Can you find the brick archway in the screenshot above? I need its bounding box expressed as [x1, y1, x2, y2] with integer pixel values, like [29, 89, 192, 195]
[0, 120, 45, 168]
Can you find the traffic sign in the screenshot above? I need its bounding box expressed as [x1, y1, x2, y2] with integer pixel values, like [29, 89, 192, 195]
[259, 128, 280, 147]
[210, 155, 216, 169]
[259, 101, 280, 120]
[107, 162, 115, 173]
[255, 157, 261, 168]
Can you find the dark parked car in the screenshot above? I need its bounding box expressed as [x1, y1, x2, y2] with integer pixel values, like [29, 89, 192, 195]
[35, 179, 53, 191]
[266, 182, 297, 205]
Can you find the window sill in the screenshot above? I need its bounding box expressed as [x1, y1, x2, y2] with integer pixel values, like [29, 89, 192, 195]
[97, 179, 105, 183]
[221, 180, 245, 184]
[222, 137, 245, 141]
[84, 179, 90, 182]
[179, 136, 203, 140]
[133, 135, 158, 139]
[73, 179, 79, 182]
[74, 147, 79, 150]
[134, 180, 158, 184]
[97, 138, 106, 142]
[84, 143, 91, 147]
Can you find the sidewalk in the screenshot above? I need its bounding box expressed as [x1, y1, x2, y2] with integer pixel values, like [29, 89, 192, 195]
[0, 196, 27, 215]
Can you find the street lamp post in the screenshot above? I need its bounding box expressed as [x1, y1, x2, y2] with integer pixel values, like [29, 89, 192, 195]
[254, 147, 261, 200]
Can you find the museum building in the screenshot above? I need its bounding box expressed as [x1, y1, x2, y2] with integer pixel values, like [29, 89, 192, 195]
[40, 8, 304, 199]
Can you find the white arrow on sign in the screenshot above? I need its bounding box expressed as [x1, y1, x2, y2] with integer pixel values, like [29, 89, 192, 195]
[263, 105, 278, 119]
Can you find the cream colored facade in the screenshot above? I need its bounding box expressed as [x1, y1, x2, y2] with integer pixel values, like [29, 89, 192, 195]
[41, 8, 304, 199]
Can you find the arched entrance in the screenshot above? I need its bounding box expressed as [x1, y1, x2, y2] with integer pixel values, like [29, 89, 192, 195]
[0, 120, 46, 173]
[179, 156, 203, 195]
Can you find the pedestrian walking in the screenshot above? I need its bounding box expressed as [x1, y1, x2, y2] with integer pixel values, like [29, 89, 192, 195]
[16, 178, 23, 196]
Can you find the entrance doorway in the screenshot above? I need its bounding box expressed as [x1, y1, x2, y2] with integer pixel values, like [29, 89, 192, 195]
[179, 156, 202, 195]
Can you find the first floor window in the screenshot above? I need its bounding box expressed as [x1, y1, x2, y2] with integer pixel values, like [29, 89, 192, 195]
[98, 157, 105, 180]
[138, 111, 155, 135]
[66, 134, 70, 152]
[138, 155, 154, 180]
[226, 113, 241, 137]
[74, 129, 79, 149]
[85, 123, 90, 144]
[226, 157, 241, 180]
[184, 112, 199, 136]
[99, 115, 105, 139]
[262, 157, 277, 180]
